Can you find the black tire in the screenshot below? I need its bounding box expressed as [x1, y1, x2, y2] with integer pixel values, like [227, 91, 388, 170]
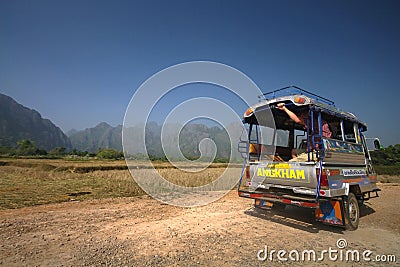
[344, 193, 360, 231]
[357, 195, 365, 207]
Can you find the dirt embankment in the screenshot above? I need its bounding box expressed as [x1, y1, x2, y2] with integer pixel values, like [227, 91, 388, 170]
[0, 183, 399, 266]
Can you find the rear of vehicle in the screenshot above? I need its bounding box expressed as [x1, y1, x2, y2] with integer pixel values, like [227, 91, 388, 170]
[237, 86, 380, 230]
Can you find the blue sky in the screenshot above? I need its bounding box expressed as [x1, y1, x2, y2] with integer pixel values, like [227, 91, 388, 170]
[0, 0, 399, 146]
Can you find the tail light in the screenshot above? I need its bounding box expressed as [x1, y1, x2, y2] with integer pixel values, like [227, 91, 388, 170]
[245, 165, 250, 179]
[317, 169, 329, 188]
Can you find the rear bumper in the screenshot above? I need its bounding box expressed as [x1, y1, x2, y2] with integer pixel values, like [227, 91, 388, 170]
[239, 190, 348, 227]
[238, 190, 320, 208]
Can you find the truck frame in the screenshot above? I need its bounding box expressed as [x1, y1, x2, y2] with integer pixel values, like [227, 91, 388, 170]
[237, 86, 380, 230]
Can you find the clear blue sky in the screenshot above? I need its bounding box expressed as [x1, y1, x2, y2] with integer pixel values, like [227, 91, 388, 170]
[0, 0, 399, 146]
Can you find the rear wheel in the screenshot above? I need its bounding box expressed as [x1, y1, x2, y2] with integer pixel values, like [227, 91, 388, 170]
[344, 193, 360, 231]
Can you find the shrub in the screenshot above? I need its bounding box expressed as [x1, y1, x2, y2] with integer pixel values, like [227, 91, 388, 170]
[97, 148, 123, 160]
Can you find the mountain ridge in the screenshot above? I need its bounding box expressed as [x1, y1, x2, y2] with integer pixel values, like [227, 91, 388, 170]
[69, 122, 122, 152]
[0, 93, 72, 150]
[69, 121, 239, 160]
[0, 93, 238, 159]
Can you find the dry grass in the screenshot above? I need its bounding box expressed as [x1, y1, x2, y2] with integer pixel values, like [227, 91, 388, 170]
[0, 158, 232, 172]
[156, 168, 227, 187]
[0, 166, 143, 209]
[0, 159, 237, 210]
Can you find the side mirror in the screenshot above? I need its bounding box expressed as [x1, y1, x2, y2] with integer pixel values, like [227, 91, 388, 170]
[373, 138, 381, 150]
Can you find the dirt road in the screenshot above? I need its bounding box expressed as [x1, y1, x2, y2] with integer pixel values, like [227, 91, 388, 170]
[0, 183, 399, 266]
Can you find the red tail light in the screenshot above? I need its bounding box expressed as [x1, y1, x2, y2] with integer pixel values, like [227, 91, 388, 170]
[245, 165, 250, 179]
[317, 169, 329, 188]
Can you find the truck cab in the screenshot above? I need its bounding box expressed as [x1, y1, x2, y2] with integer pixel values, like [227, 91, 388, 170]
[238, 86, 380, 230]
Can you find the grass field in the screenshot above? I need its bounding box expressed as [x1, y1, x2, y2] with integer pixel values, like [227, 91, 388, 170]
[0, 158, 398, 210]
[0, 158, 235, 209]
[0, 166, 140, 209]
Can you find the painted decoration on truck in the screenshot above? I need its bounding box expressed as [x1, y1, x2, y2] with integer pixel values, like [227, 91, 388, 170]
[324, 139, 363, 154]
[255, 163, 312, 182]
[315, 200, 344, 226]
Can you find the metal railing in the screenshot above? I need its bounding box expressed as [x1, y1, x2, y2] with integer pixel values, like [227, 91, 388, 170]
[259, 85, 335, 106]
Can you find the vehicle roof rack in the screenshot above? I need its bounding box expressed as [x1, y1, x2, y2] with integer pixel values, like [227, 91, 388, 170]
[259, 85, 335, 106]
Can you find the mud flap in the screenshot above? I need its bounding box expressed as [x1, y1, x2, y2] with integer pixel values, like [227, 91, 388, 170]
[315, 199, 345, 226]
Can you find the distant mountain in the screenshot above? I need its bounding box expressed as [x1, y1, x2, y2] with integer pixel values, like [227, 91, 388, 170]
[66, 129, 78, 137]
[69, 122, 122, 152]
[125, 122, 241, 160]
[0, 93, 72, 150]
[0, 92, 242, 158]
[69, 121, 240, 160]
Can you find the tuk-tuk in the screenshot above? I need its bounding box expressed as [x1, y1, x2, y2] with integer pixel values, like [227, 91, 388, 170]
[238, 86, 380, 230]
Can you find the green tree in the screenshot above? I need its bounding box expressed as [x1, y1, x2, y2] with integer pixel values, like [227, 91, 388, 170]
[0, 146, 16, 156]
[69, 149, 88, 157]
[370, 144, 400, 166]
[97, 148, 123, 160]
[17, 139, 39, 156]
[49, 147, 66, 156]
